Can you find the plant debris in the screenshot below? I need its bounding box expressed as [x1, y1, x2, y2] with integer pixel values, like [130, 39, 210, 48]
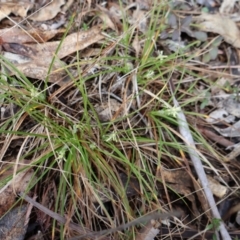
[1, 0, 240, 239]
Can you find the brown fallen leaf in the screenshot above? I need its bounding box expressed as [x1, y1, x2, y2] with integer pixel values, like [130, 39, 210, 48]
[30, 0, 65, 22]
[206, 175, 228, 198]
[0, 2, 32, 21]
[196, 13, 240, 48]
[0, 27, 64, 44]
[3, 43, 38, 58]
[3, 26, 104, 84]
[27, 26, 104, 59]
[157, 168, 200, 216]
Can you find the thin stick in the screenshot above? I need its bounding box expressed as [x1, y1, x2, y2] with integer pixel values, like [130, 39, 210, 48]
[20, 193, 179, 240]
[19, 193, 93, 235]
[168, 78, 231, 240]
[69, 210, 180, 240]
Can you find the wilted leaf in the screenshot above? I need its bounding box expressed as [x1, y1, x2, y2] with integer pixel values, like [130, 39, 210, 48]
[12, 61, 65, 83]
[207, 175, 228, 198]
[2, 51, 31, 65]
[27, 26, 104, 59]
[157, 168, 199, 216]
[30, 0, 65, 21]
[0, 27, 63, 44]
[3, 26, 104, 84]
[196, 13, 240, 48]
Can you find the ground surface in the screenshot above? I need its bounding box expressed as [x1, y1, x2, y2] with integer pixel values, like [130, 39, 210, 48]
[0, 0, 240, 239]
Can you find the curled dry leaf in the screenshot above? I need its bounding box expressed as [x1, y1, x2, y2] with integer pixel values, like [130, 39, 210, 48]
[196, 13, 240, 48]
[30, 0, 65, 21]
[207, 175, 228, 198]
[0, 27, 64, 44]
[0, 2, 32, 21]
[13, 61, 65, 83]
[3, 26, 104, 84]
[27, 26, 104, 59]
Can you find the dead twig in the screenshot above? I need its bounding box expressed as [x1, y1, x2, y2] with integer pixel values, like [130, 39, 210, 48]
[168, 78, 231, 240]
[69, 210, 180, 240]
[19, 193, 100, 239]
[20, 193, 179, 240]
